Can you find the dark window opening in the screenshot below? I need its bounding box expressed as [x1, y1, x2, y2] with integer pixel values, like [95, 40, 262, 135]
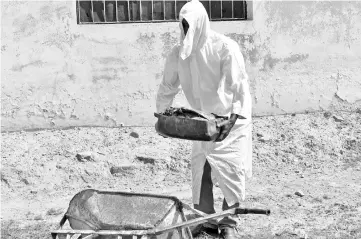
[76, 0, 247, 24]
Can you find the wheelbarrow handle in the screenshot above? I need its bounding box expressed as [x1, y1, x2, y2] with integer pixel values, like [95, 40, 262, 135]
[235, 208, 271, 215]
[153, 207, 270, 235]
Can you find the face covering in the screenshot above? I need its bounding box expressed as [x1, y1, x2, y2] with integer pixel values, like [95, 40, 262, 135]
[178, 0, 210, 60]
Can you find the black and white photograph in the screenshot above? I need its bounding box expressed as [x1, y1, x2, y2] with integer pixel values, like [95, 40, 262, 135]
[1, 0, 360, 238]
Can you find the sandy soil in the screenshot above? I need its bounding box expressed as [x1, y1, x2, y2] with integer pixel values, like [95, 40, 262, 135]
[1, 111, 361, 239]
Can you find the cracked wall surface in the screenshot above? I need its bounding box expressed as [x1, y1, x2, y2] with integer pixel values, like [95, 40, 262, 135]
[1, 1, 361, 131]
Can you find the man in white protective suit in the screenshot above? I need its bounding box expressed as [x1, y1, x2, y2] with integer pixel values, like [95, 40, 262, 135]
[156, 0, 252, 238]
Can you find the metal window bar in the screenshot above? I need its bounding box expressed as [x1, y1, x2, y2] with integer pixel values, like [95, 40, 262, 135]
[91, 0, 94, 22]
[175, 0, 177, 20]
[163, 0, 165, 21]
[208, 0, 211, 19]
[232, 0, 234, 18]
[220, 0, 222, 19]
[103, 0, 106, 22]
[103, 0, 108, 22]
[77, 0, 81, 23]
[244, 0, 247, 19]
[140, 0, 142, 21]
[115, 1, 118, 21]
[152, 0, 154, 21]
[127, 0, 131, 22]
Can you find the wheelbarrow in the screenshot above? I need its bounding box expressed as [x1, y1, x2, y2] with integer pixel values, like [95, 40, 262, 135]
[51, 189, 270, 239]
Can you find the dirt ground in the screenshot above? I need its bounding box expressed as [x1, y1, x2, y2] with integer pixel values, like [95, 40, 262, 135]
[1, 111, 361, 239]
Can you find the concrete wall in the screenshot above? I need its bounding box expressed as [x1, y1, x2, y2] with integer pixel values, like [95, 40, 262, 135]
[1, 1, 361, 131]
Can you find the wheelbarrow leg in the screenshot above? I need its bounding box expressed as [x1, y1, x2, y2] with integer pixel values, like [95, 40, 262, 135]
[179, 208, 193, 239]
[177, 228, 185, 239]
[71, 234, 81, 239]
[51, 233, 58, 239]
[82, 235, 96, 239]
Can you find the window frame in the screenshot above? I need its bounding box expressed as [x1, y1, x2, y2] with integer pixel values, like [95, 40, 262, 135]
[76, 0, 248, 24]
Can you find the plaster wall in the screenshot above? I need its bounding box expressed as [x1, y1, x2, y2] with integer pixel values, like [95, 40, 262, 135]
[1, 1, 361, 131]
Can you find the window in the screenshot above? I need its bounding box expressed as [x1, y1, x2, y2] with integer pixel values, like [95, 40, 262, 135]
[76, 0, 247, 24]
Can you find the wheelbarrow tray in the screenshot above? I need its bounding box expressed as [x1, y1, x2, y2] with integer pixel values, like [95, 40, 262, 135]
[51, 189, 270, 239]
[53, 189, 191, 239]
[64, 189, 182, 230]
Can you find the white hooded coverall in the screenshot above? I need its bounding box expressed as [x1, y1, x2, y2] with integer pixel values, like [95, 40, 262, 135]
[156, 0, 252, 208]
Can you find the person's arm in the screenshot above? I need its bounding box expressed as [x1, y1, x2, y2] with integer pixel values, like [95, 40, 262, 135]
[216, 43, 251, 142]
[225, 43, 251, 120]
[156, 47, 181, 113]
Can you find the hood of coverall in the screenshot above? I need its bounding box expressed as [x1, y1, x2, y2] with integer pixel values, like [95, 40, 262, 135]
[179, 0, 210, 60]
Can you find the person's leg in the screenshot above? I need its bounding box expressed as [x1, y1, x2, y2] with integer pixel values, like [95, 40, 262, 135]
[219, 199, 239, 228]
[194, 160, 215, 214]
[218, 199, 240, 239]
[191, 160, 218, 236]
